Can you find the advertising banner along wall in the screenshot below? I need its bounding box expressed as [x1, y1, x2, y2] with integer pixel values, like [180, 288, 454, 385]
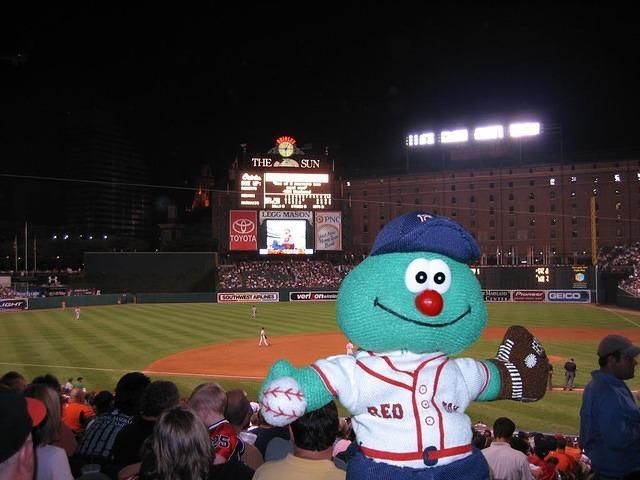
[217, 292, 279, 303]
[229, 210, 257, 251]
[314, 211, 342, 251]
[0, 298, 28, 311]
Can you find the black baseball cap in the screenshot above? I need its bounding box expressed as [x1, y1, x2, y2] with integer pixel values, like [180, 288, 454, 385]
[598, 334, 640, 358]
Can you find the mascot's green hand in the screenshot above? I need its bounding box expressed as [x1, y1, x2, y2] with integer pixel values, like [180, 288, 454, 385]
[259, 360, 334, 426]
[483, 325, 550, 402]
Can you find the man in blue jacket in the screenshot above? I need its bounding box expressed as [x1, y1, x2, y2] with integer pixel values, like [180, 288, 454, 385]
[580, 334, 640, 479]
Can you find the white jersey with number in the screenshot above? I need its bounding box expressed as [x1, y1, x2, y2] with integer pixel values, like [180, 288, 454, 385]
[311, 350, 491, 468]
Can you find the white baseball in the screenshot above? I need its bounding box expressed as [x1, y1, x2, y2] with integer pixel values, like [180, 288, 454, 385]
[260, 376, 307, 427]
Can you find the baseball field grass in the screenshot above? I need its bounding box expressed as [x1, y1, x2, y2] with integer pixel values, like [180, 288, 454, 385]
[1, 301, 639, 435]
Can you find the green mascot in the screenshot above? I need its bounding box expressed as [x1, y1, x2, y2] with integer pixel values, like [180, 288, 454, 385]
[260, 212, 549, 479]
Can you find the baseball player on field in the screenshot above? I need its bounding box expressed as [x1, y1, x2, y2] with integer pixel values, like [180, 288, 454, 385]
[258, 327, 269, 347]
[259, 212, 549, 480]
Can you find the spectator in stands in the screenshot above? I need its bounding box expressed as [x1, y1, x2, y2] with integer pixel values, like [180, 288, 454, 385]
[63, 378, 74, 394]
[472, 427, 490, 450]
[225, 389, 263, 470]
[74, 376, 85, 391]
[527, 435, 556, 480]
[188, 383, 244, 466]
[111, 380, 180, 472]
[62, 388, 95, 435]
[252, 400, 344, 480]
[545, 435, 576, 475]
[563, 437, 582, 463]
[74, 372, 150, 466]
[30, 375, 77, 457]
[0, 389, 46, 480]
[23, 384, 74, 480]
[332, 416, 354, 460]
[31, 373, 62, 393]
[0, 370, 27, 392]
[135, 405, 213, 480]
[481, 417, 534, 480]
[89, 390, 114, 418]
[579, 334, 640, 479]
[250, 410, 291, 459]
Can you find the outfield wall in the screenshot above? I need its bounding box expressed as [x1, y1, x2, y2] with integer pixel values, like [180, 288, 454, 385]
[0, 288, 603, 310]
[84, 252, 218, 293]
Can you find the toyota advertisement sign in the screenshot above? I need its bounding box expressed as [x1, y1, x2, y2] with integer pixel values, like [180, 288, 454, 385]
[229, 210, 257, 251]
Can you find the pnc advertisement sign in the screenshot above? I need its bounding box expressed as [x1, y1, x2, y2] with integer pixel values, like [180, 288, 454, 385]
[229, 210, 257, 251]
[315, 211, 342, 251]
[547, 290, 591, 303]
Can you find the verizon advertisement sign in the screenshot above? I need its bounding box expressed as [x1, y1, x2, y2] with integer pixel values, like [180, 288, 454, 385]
[0, 298, 28, 311]
[229, 210, 257, 251]
[513, 290, 546, 302]
[290, 291, 338, 302]
[217, 292, 279, 303]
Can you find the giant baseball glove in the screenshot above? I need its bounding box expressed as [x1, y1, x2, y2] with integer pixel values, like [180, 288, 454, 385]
[487, 325, 549, 402]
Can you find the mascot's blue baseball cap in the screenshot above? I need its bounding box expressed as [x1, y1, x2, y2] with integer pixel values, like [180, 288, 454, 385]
[370, 211, 480, 263]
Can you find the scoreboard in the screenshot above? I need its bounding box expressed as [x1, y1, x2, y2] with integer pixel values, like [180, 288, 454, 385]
[229, 136, 341, 254]
[239, 170, 332, 210]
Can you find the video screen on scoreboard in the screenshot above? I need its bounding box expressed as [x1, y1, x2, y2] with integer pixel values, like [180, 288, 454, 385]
[258, 219, 314, 255]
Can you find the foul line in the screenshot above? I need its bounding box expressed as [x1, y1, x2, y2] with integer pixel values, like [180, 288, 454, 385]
[600, 307, 640, 328]
[0, 361, 265, 381]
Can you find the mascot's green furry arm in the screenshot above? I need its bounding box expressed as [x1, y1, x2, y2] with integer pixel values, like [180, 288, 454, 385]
[260, 212, 549, 479]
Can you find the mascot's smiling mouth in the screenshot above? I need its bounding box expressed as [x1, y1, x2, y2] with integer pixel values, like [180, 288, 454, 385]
[373, 297, 471, 328]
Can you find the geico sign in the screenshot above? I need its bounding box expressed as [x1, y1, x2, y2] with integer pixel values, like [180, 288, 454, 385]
[547, 291, 589, 302]
[548, 291, 584, 300]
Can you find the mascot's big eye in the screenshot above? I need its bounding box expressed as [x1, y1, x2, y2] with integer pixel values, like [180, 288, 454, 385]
[404, 258, 432, 293]
[426, 259, 451, 294]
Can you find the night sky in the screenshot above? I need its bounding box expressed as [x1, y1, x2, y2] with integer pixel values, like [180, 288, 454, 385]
[1, 3, 638, 193]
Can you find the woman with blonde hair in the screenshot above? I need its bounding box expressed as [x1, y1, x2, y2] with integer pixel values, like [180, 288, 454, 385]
[23, 383, 74, 480]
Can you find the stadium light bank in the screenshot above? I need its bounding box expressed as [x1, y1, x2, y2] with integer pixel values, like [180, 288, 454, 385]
[405, 121, 541, 147]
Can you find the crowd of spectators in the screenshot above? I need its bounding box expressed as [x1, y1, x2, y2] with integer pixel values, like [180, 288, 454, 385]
[597, 242, 640, 272]
[2, 368, 601, 480]
[597, 242, 640, 296]
[473, 419, 590, 480]
[0, 286, 18, 299]
[217, 260, 356, 290]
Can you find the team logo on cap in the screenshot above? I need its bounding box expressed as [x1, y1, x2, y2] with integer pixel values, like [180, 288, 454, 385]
[417, 214, 432, 223]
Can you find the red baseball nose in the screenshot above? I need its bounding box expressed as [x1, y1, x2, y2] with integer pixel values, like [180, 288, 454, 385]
[415, 290, 444, 316]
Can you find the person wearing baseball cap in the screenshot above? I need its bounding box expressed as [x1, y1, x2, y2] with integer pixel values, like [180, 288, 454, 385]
[579, 334, 640, 479]
[0, 388, 46, 480]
